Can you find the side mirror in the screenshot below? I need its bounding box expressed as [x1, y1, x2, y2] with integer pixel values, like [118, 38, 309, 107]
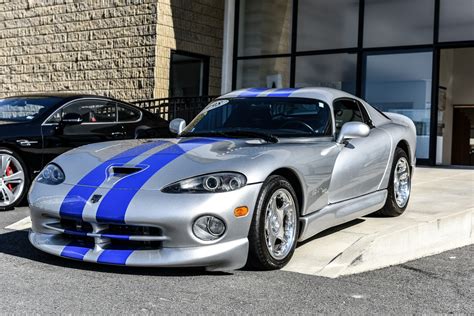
[169, 118, 186, 135]
[61, 112, 83, 125]
[336, 122, 370, 144]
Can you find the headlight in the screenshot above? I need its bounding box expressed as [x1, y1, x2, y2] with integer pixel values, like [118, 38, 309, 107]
[37, 164, 65, 185]
[193, 215, 226, 241]
[161, 172, 247, 193]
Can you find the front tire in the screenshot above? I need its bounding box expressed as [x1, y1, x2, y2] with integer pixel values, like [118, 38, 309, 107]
[374, 147, 411, 217]
[247, 175, 299, 270]
[0, 148, 29, 211]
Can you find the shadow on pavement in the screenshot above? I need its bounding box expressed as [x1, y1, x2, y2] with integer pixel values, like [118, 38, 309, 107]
[0, 230, 233, 277]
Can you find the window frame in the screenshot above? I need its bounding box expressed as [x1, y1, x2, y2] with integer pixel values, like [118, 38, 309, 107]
[116, 102, 143, 124]
[42, 98, 120, 126]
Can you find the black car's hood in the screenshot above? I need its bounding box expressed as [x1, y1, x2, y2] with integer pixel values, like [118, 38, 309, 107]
[0, 120, 20, 126]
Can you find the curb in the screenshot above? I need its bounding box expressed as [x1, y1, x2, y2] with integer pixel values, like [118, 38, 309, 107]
[315, 208, 473, 278]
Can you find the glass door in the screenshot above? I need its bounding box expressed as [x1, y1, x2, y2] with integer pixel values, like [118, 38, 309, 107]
[363, 51, 433, 161]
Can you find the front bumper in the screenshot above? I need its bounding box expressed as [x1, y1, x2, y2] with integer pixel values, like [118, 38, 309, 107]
[29, 231, 249, 270]
[29, 181, 262, 270]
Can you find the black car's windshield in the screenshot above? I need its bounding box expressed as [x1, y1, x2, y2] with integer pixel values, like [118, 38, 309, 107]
[182, 97, 331, 140]
[0, 97, 62, 122]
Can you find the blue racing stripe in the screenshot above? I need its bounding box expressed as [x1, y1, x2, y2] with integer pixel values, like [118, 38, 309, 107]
[60, 140, 167, 220]
[97, 249, 133, 265]
[95, 138, 219, 224]
[60, 242, 92, 260]
[266, 88, 299, 97]
[237, 88, 268, 97]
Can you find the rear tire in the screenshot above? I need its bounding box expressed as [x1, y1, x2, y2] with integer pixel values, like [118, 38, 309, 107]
[0, 148, 29, 211]
[247, 175, 299, 270]
[374, 147, 411, 217]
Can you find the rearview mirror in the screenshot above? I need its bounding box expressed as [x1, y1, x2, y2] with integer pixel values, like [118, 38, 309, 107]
[336, 122, 370, 144]
[169, 118, 186, 135]
[61, 113, 83, 125]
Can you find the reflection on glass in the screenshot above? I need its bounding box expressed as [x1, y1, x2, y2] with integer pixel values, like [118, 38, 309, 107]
[439, 0, 474, 42]
[297, 0, 359, 51]
[236, 58, 290, 89]
[364, 0, 434, 47]
[365, 52, 433, 159]
[238, 0, 292, 56]
[295, 53, 357, 94]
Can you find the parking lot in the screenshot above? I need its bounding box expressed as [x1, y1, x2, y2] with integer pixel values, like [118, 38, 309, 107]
[1, 209, 473, 313]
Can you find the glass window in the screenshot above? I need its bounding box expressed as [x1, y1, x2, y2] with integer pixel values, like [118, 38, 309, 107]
[295, 53, 357, 94]
[297, 0, 359, 51]
[363, 0, 434, 47]
[236, 57, 290, 89]
[169, 52, 209, 97]
[0, 97, 62, 122]
[364, 52, 433, 159]
[118, 104, 141, 122]
[237, 0, 292, 56]
[333, 99, 364, 135]
[439, 0, 474, 42]
[183, 98, 332, 138]
[48, 100, 117, 124]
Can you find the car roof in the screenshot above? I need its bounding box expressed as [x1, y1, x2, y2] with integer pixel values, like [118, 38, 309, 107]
[219, 87, 356, 105]
[0, 93, 131, 104]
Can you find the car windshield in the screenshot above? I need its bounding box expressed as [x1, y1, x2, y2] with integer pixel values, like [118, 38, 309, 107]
[182, 97, 331, 140]
[0, 97, 62, 122]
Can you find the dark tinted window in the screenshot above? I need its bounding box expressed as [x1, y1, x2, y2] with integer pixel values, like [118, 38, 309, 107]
[118, 104, 141, 122]
[0, 97, 62, 122]
[184, 98, 332, 138]
[48, 100, 116, 123]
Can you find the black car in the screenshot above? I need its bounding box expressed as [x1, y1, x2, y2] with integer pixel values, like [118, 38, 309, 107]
[0, 94, 170, 210]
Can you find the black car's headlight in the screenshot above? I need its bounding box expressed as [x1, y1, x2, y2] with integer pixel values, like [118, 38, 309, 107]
[37, 164, 65, 185]
[162, 172, 247, 193]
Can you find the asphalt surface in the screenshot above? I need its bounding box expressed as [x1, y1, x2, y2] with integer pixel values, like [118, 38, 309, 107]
[0, 208, 472, 314]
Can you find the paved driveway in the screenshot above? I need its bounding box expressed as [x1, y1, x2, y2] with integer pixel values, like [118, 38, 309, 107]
[1, 208, 473, 313]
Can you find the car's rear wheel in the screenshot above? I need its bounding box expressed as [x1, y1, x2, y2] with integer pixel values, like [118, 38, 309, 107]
[247, 175, 299, 270]
[0, 148, 28, 211]
[374, 147, 411, 217]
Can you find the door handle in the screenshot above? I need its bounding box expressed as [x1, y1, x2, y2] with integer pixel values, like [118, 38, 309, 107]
[16, 139, 39, 147]
[111, 132, 125, 137]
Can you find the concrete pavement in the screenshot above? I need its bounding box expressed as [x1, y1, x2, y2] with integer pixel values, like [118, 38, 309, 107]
[284, 167, 474, 277]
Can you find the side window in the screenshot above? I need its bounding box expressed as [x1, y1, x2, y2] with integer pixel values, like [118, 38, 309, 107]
[117, 103, 141, 122]
[333, 99, 364, 134]
[47, 100, 117, 124]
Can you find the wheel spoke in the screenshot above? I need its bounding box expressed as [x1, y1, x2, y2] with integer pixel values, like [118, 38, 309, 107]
[0, 155, 12, 176]
[4, 170, 24, 184]
[0, 185, 14, 202]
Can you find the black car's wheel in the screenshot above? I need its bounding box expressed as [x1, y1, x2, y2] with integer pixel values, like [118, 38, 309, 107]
[247, 175, 299, 270]
[0, 148, 29, 211]
[374, 147, 411, 217]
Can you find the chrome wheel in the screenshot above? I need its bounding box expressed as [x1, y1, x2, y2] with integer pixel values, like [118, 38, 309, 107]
[264, 188, 297, 260]
[0, 153, 25, 208]
[393, 157, 410, 208]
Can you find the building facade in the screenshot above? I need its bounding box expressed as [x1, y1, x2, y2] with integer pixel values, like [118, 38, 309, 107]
[0, 0, 224, 101]
[224, 0, 474, 166]
[1, 0, 473, 166]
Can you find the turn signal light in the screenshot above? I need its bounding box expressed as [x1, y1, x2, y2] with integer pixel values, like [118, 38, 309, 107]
[234, 206, 249, 217]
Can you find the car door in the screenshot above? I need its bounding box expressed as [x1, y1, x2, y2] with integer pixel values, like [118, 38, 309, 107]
[41, 99, 125, 164]
[328, 98, 391, 203]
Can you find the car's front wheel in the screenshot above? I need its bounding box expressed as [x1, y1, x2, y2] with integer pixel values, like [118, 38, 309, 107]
[0, 148, 28, 211]
[247, 175, 299, 270]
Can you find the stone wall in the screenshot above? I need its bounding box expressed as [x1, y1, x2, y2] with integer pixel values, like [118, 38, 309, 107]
[155, 0, 224, 98]
[0, 0, 224, 102]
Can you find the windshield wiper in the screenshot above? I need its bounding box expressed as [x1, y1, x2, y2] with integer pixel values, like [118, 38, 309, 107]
[181, 130, 279, 143]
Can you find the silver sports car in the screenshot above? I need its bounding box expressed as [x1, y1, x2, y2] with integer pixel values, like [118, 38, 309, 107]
[28, 87, 416, 270]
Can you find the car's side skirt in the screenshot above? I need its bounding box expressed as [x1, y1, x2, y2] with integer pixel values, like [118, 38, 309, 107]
[298, 190, 387, 242]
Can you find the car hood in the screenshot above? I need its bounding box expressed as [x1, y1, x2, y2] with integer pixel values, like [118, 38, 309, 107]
[53, 137, 335, 190]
